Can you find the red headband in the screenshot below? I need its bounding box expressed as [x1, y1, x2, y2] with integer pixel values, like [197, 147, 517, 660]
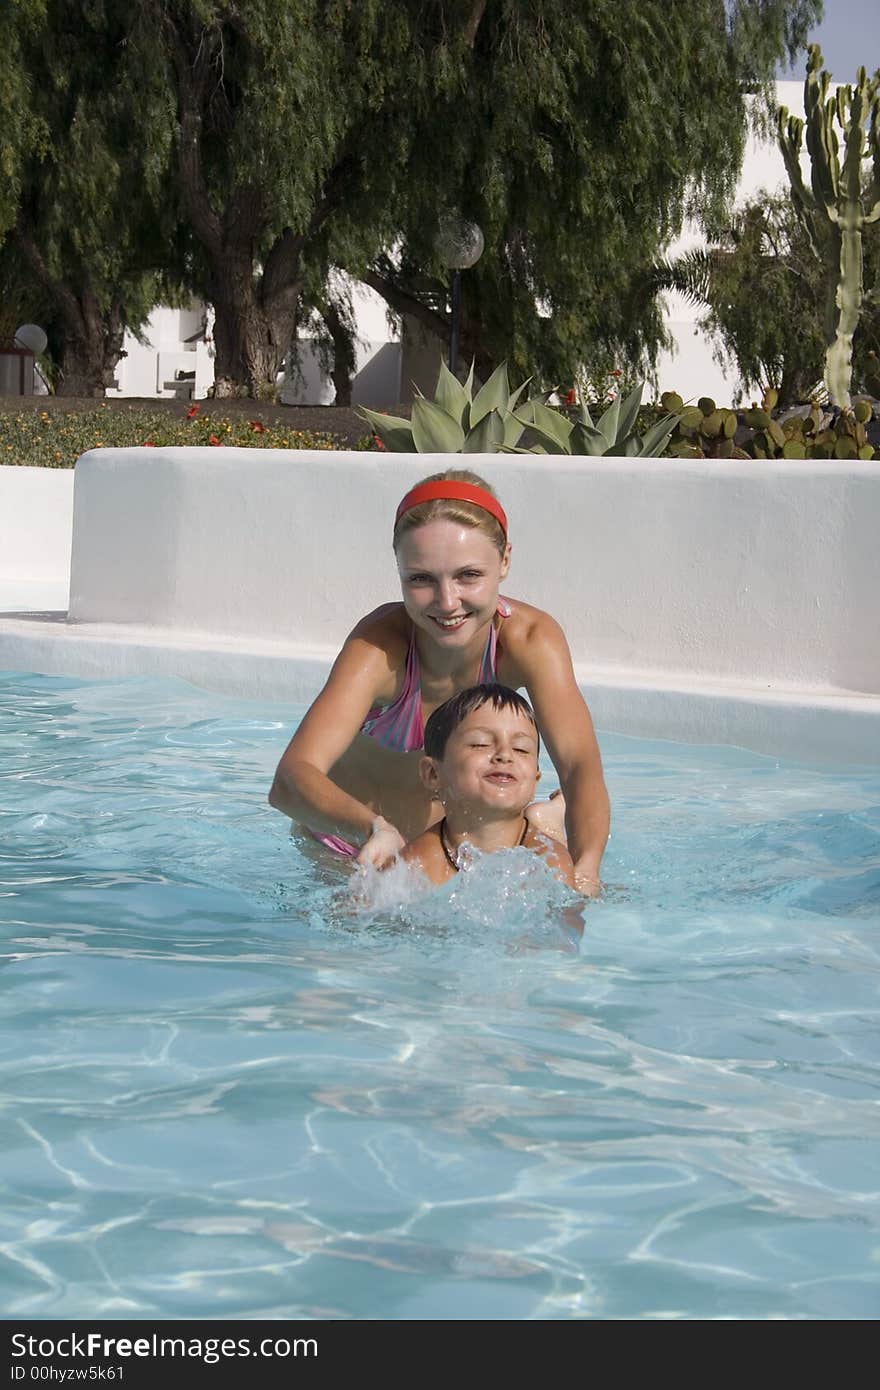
[395, 481, 508, 538]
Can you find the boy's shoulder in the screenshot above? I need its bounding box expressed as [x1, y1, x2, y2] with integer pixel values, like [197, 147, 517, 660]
[399, 823, 450, 884]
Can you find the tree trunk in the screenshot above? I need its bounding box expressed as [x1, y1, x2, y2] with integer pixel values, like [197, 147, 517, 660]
[56, 296, 125, 397]
[14, 220, 126, 396]
[320, 298, 356, 406]
[208, 263, 299, 400]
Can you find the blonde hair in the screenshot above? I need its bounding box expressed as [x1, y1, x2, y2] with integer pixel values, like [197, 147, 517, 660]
[392, 469, 507, 557]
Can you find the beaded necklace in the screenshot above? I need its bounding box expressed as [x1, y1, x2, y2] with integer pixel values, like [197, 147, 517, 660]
[439, 816, 528, 872]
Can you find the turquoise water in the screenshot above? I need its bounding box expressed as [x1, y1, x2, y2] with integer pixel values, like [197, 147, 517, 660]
[1, 670, 879, 1321]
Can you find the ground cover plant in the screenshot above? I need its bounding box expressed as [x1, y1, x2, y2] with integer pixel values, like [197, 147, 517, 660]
[0, 401, 346, 467]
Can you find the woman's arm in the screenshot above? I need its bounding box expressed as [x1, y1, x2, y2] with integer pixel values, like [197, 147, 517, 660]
[269, 615, 406, 862]
[512, 611, 610, 893]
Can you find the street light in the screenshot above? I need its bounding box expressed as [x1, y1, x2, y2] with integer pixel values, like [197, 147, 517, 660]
[435, 216, 484, 378]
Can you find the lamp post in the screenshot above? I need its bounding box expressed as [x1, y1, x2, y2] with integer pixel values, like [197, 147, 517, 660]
[11, 324, 48, 395]
[435, 216, 484, 378]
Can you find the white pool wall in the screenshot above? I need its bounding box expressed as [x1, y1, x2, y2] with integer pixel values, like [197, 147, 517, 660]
[2, 450, 879, 763]
[66, 449, 879, 693]
[0, 465, 73, 611]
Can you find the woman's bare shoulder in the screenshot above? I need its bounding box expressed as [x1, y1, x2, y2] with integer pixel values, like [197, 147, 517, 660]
[501, 596, 563, 640]
[498, 597, 568, 681]
[345, 603, 411, 664]
[348, 602, 409, 642]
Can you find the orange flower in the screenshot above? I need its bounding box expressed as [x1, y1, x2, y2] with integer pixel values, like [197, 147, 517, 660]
[563, 387, 577, 407]
[186, 404, 200, 419]
[611, 369, 622, 378]
[208, 434, 221, 446]
[250, 420, 266, 433]
[142, 440, 155, 447]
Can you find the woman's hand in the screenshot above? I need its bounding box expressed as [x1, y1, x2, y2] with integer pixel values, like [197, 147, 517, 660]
[356, 816, 406, 870]
[573, 867, 602, 898]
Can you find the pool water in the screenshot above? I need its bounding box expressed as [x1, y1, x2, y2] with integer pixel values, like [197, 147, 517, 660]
[1, 671, 878, 1320]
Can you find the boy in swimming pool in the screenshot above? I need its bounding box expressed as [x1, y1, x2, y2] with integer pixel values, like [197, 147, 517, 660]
[398, 683, 577, 890]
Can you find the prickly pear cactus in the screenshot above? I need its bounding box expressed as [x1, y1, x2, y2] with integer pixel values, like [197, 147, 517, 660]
[777, 45, 880, 409]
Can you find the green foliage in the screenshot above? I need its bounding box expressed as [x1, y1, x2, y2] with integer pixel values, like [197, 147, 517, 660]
[651, 194, 880, 408]
[3, 1, 184, 392]
[663, 393, 746, 458]
[359, 360, 682, 457]
[367, 2, 823, 390]
[0, 403, 343, 467]
[1, 2, 824, 396]
[660, 387, 876, 460]
[358, 360, 530, 453]
[0, 0, 48, 243]
[508, 382, 680, 457]
[778, 45, 880, 408]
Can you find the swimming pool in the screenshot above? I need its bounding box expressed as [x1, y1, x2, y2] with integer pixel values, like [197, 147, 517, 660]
[2, 670, 878, 1320]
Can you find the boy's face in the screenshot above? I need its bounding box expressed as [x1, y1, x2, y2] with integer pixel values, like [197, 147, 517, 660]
[421, 703, 540, 818]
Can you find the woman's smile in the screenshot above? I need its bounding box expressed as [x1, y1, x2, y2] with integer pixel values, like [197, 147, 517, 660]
[430, 613, 471, 631]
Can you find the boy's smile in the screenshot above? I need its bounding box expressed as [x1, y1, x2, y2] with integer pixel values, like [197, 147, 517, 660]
[423, 704, 540, 819]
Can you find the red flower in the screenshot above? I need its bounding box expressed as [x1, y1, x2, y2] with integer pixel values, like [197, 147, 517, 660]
[611, 369, 622, 378]
[373, 434, 386, 451]
[186, 404, 200, 419]
[208, 434, 221, 446]
[142, 440, 155, 447]
[563, 387, 577, 407]
[250, 420, 266, 433]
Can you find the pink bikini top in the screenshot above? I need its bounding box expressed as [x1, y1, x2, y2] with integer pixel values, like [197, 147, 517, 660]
[359, 599, 512, 753]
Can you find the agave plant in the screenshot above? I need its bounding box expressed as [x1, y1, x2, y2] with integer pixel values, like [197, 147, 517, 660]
[358, 361, 531, 452]
[505, 381, 681, 457]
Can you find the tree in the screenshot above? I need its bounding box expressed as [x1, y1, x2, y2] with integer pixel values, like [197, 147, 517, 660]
[0, 0, 47, 247]
[3, 1, 184, 394]
[137, 1, 406, 397]
[3, 1, 823, 398]
[360, 1, 827, 390]
[133, 1, 823, 397]
[651, 194, 880, 407]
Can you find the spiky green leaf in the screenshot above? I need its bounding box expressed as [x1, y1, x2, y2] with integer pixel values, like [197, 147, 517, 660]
[639, 412, 681, 457]
[411, 397, 465, 452]
[433, 360, 469, 425]
[614, 381, 644, 441]
[357, 406, 415, 451]
[462, 409, 505, 452]
[570, 422, 611, 455]
[470, 362, 511, 426]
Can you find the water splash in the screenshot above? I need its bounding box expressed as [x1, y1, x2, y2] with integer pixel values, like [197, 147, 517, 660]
[342, 846, 583, 952]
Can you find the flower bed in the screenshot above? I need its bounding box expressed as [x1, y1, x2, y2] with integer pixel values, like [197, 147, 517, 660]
[0, 401, 359, 467]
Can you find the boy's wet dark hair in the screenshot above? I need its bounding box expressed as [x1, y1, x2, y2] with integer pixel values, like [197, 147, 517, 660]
[424, 683, 540, 761]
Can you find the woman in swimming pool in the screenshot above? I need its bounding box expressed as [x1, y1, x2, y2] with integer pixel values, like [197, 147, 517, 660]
[268, 469, 610, 893]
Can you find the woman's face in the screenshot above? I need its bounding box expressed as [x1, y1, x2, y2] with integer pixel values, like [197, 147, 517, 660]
[396, 520, 511, 648]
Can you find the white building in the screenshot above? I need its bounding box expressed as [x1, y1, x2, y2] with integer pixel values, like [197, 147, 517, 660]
[107, 282, 404, 410]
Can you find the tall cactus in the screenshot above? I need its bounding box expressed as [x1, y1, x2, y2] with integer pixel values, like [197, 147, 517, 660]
[777, 45, 880, 409]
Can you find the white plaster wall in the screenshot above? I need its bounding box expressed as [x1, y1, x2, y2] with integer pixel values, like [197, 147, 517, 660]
[69, 450, 880, 696]
[0, 466, 73, 610]
[0, 466, 73, 581]
[280, 338, 402, 410]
